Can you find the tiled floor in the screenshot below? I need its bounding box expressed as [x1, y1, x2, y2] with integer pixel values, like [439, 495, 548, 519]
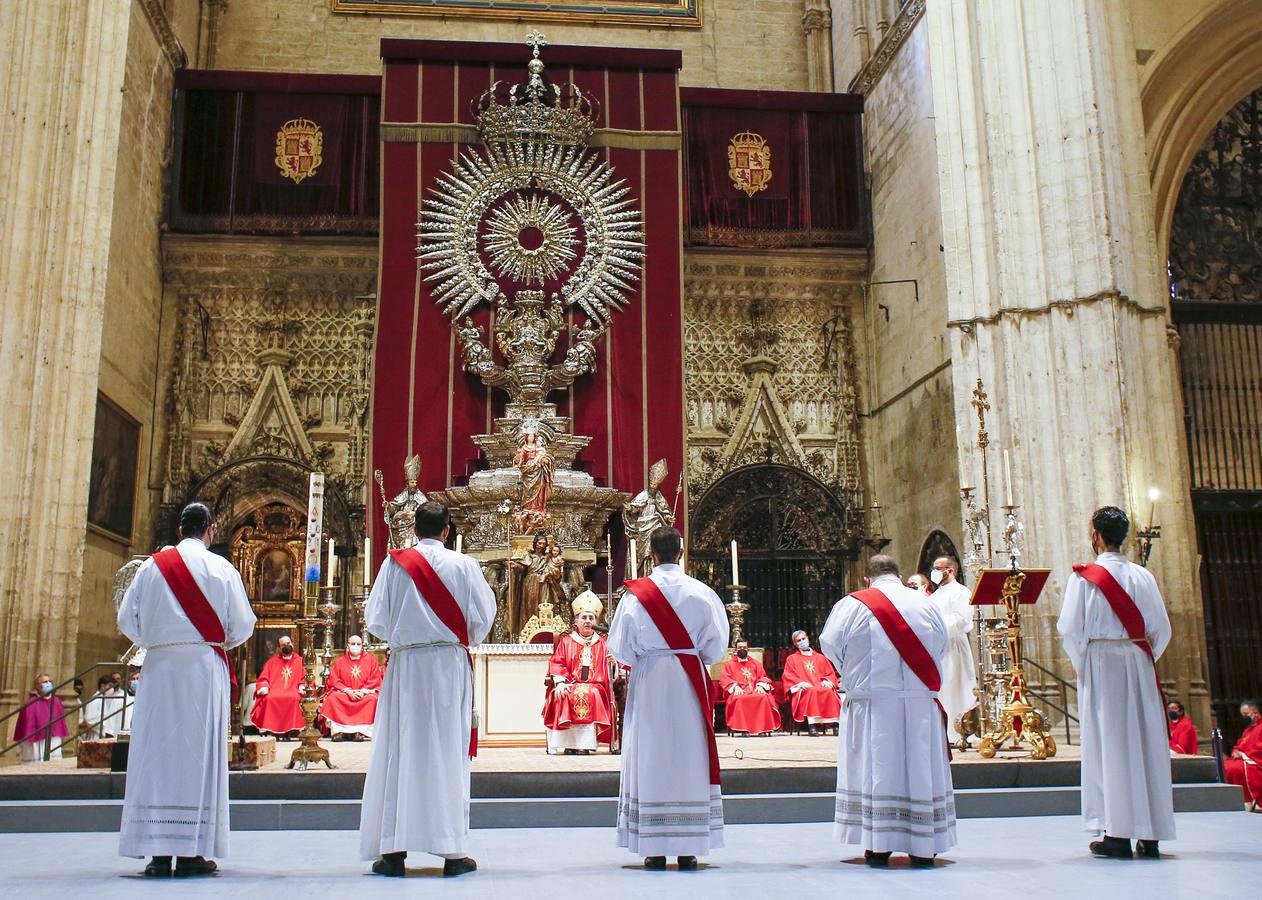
[3, 812, 1257, 900]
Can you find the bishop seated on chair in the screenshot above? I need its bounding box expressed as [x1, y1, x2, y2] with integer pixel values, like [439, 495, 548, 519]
[543, 591, 614, 755]
[720, 640, 781, 736]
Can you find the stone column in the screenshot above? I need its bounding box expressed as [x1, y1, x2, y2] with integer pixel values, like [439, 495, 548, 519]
[0, 3, 132, 708]
[803, 0, 835, 93]
[925, 1, 1210, 724]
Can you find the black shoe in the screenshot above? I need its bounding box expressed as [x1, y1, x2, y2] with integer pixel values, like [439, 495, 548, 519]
[443, 857, 477, 877]
[143, 856, 172, 877]
[677, 856, 698, 870]
[173, 856, 218, 877]
[909, 855, 936, 869]
[808, 725, 820, 736]
[864, 850, 891, 868]
[1136, 840, 1160, 859]
[644, 856, 667, 870]
[371, 852, 406, 877]
[1089, 836, 1133, 859]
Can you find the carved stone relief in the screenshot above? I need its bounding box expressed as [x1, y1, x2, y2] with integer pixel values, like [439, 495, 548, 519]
[682, 252, 866, 512]
[159, 236, 377, 541]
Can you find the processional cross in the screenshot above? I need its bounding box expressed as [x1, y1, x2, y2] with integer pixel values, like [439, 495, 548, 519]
[970, 378, 991, 450]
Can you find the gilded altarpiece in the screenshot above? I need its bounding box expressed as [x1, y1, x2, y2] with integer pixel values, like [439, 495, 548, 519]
[159, 236, 376, 569]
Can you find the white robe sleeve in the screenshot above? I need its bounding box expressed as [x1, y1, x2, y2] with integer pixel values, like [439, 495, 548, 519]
[695, 587, 730, 666]
[462, 557, 496, 646]
[222, 567, 257, 649]
[1056, 574, 1088, 673]
[364, 563, 393, 641]
[819, 596, 852, 672]
[606, 594, 641, 665]
[1140, 570, 1173, 660]
[117, 564, 149, 645]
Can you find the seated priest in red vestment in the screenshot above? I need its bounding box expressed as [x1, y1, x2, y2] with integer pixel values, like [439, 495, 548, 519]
[720, 639, 781, 735]
[249, 635, 306, 738]
[543, 591, 613, 754]
[1224, 700, 1262, 809]
[320, 634, 382, 741]
[782, 629, 841, 735]
[1167, 700, 1198, 755]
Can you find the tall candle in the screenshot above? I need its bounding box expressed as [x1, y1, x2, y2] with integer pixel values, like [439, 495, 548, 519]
[1003, 449, 1014, 507]
[731, 539, 740, 586]
[326, 538, 336, 587]
[363, 537, 371, 587]
[629, 539, 638, 579]
[303, 473, 325, 583]
[455, 533, 463, 555]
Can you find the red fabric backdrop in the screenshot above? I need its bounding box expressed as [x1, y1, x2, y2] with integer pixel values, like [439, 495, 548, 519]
[372, 40, 686, 574]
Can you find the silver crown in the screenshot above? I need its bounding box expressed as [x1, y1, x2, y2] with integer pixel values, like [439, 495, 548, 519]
[473, 31, 599, 148]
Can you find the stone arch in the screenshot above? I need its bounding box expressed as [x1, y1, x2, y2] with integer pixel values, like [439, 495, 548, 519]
[689, 464, 857, 655]
[1142, 0, 1262, 259]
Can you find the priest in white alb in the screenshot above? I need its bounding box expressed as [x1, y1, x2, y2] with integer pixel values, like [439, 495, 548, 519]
[1057, 506, 1174, 859]
[929, 556, 977, 746]
[116, 502, 256, 877]
[608, 525, 729, 871]
[359, 501, 496, 878]
[820, 554, 955, 868]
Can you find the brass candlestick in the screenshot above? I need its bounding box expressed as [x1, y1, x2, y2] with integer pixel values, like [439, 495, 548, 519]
[726, 584, 749, 646]
[976, 505, 1056, 760]
[287, 590, 336, 771]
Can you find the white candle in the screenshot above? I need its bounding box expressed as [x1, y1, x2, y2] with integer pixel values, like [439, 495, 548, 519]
[326, 538, 336, 587]
[1003, 449, 1014, 507]
[629, 539, 638, 579]
[455, 533, 463, 554]
[363, 537, 371, 587]
[731, 539, 740, 586]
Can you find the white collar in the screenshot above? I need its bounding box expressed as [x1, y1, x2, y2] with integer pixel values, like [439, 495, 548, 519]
[570, 630, 598, 645]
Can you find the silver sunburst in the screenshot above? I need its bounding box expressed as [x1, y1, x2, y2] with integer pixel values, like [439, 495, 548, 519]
[418, 140, 644, 325]
[482, 193, 579, 285]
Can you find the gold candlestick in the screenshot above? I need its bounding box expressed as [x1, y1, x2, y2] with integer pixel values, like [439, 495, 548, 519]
[287, 595, 337, 771]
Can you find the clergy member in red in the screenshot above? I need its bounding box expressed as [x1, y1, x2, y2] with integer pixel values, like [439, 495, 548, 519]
[720, 639, 780, 735]
[783, 629, 841, 735]
[1167, 700, 1198, 755]
[543, 591, 613, 754]
[250, 635, 306, 738]
[1224, 699, 1262, 808]
[321, 634, 382, 741]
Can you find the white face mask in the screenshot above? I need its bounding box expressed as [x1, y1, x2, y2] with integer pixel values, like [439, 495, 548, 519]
[796, 639, 810, 651]
[348, 645, 362, 658]
[930, 569, 945, 585]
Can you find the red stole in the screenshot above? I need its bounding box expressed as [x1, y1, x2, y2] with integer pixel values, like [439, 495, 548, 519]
[388, 547, 478, 757]
[1072, 562, 1168, 733]
[152, 547, 237, 700]
[624, 577, 721, 786]
[850, 586, 950, 759]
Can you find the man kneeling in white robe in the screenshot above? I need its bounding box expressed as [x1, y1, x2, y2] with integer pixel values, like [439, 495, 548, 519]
[359, 501, 495, 878]
[820, 554, 955, 868]
[1057, 505, 1174, 859]
[609, 525, 729, 871]
[116, 502, 256, 877]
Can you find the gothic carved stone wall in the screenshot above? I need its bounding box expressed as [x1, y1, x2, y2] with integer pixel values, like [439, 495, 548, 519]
[682, 250, 868, 518]
[159, 235, 377, 541]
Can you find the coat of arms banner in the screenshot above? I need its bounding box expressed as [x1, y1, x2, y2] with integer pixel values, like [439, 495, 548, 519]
[371, 39, 686, 570]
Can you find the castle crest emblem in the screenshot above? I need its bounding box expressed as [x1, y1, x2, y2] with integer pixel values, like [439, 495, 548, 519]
[275, 118, 324, 184]
[727, 131, 772, 198]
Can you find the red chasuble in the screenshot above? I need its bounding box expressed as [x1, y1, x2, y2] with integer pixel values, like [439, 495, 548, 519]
[320, 653, 382, 729]
[1224, 721, 1262, 805]
[542, 632, 613, 743]
[250, 653, 306, 734]
[1168, 715, 1198, 755]
[781, 650, 841, 722]
[720, 656, 781, 735]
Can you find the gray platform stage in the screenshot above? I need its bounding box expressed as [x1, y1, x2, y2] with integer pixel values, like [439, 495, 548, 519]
[0, 756, 1239, 833]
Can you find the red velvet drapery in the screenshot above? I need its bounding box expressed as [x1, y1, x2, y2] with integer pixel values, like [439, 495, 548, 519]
[682, 88, 867, 249]
[372, 40, 686, 575]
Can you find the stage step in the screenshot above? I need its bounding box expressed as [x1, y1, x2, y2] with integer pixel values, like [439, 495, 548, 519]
[0, 782, 1241, 833]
